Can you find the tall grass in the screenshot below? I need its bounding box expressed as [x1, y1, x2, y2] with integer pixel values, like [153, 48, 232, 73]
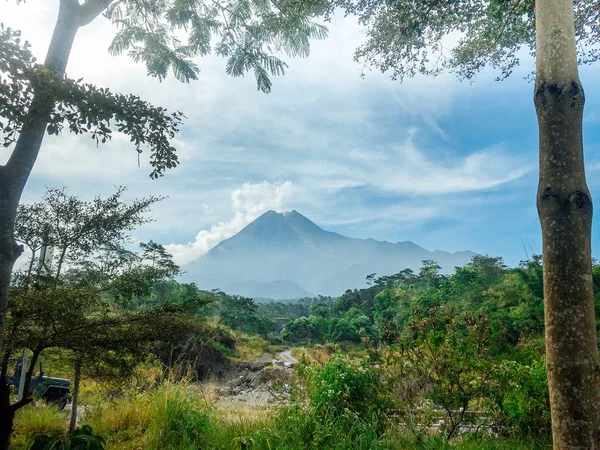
[13, 382, 551, 450]
[82, 383, 550, 450]
[84, 383, 267, 450]
[11, 404, 67, 449]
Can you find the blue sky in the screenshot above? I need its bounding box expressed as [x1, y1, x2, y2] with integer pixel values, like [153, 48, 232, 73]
[3, 2, 600, 268]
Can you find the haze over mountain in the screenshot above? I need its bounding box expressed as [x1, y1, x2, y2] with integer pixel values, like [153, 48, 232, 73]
[182, 211, 476, 299]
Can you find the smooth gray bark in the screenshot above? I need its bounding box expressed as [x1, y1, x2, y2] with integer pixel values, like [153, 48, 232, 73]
[535, 0, 600, 447]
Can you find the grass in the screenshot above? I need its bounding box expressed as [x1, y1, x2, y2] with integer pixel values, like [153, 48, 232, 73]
[11, 403, 67, 449]
[82, 383, 269, 450]
[291, 344, 336, 366]
[12, 382, 552, 450]
[83, 384, 551, 450]
[234, 334, 272, 361]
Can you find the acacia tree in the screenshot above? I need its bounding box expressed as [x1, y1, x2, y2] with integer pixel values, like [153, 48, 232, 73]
[0, 187, 208, 448]
[0, 0, 329, 353]
[3, 273, 204, 444]
[332, 0, 600, 446]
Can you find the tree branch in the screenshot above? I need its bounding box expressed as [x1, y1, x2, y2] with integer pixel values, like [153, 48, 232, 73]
[78, 0, 115, 26]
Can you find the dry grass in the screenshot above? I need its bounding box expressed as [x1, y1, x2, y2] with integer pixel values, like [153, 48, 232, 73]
[188, 379, 222, 403]
[213, 401, 274, 426]
[234, 334, 272, 361]
[11, 403, 68, 450]
[292, 344, 335, 366]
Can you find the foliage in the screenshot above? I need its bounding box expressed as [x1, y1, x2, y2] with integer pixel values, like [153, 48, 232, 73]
[235, 334, 271, 361]
[13, 186, 162, 278]
[302, 354, 385, 419]
[1, 1, 330, 179]
[213, 293, 260, 332]
[281, 316, 326, 345]
[29, 425, 105, 450]
[277, 255, 563, 439]
[4, 187, 203, 365]
[12, 380, 552, 450]
[1, 187, 207, 432]
[11, 405, 65, 450]
[490, 359, 551, 437]
[104, 0, 329, 89]
[0, 26, 184, 179]
[332, 0, 600, 81]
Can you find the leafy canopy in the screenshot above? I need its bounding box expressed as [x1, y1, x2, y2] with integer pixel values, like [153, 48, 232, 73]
[105, 0, 329, 90]
[0, 25, 184, 178]
[3, 187, 206, 383]
[2, 1, 329, 177]
[333, 0, 600, 81]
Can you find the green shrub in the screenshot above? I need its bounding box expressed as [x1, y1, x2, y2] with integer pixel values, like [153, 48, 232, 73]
[248, 354, 391, 449]
[235, 334, 271, 361]
[308, 354, 384, 418]
[490, 358, 551, 437]
[29, 425, 105, 450]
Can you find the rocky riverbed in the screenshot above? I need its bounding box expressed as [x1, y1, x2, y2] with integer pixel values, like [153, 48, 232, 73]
[200, 350, 298, 406]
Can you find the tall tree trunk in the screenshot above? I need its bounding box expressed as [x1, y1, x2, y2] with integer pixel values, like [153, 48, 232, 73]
[535, 0, 600, 447]
[0, 374, 13, 450]
[69, 356, 83, 432]
[0, 350, 39, 450]
[0, 181, 23, 355]
[0, 0, 80, 350]
[0, 3, 81, 449]
[0, 0, 111, 348]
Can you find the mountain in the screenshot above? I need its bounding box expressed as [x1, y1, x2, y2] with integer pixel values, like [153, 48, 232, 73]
[181, 210, 476, 298]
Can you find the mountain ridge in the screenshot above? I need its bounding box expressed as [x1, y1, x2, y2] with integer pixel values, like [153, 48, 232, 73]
[182, 210, 476, 298]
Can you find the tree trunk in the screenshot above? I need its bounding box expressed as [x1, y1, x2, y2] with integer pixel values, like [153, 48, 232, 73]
[0, 350, 39, 450]
[0, 3, 82, 448]
[534, 0, 600, 447]
[69, 356, 83, 432]
[0, 376, 13, 450]
[0, 0, 80, 350]
[0, 182, 23, 354]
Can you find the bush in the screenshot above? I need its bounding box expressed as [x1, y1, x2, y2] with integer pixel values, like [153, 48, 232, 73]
[235, 334, 271, 361]
[249, 354, 392, 449]
[490, 359, 551, 437]
[308, 354, 384, 418]
[29, 425, 105, 450]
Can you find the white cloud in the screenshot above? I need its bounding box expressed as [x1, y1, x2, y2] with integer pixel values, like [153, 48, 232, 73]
[370, 138, 534, 195]
[276, 130, 533, 197]
[165, 181, 294, 265]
